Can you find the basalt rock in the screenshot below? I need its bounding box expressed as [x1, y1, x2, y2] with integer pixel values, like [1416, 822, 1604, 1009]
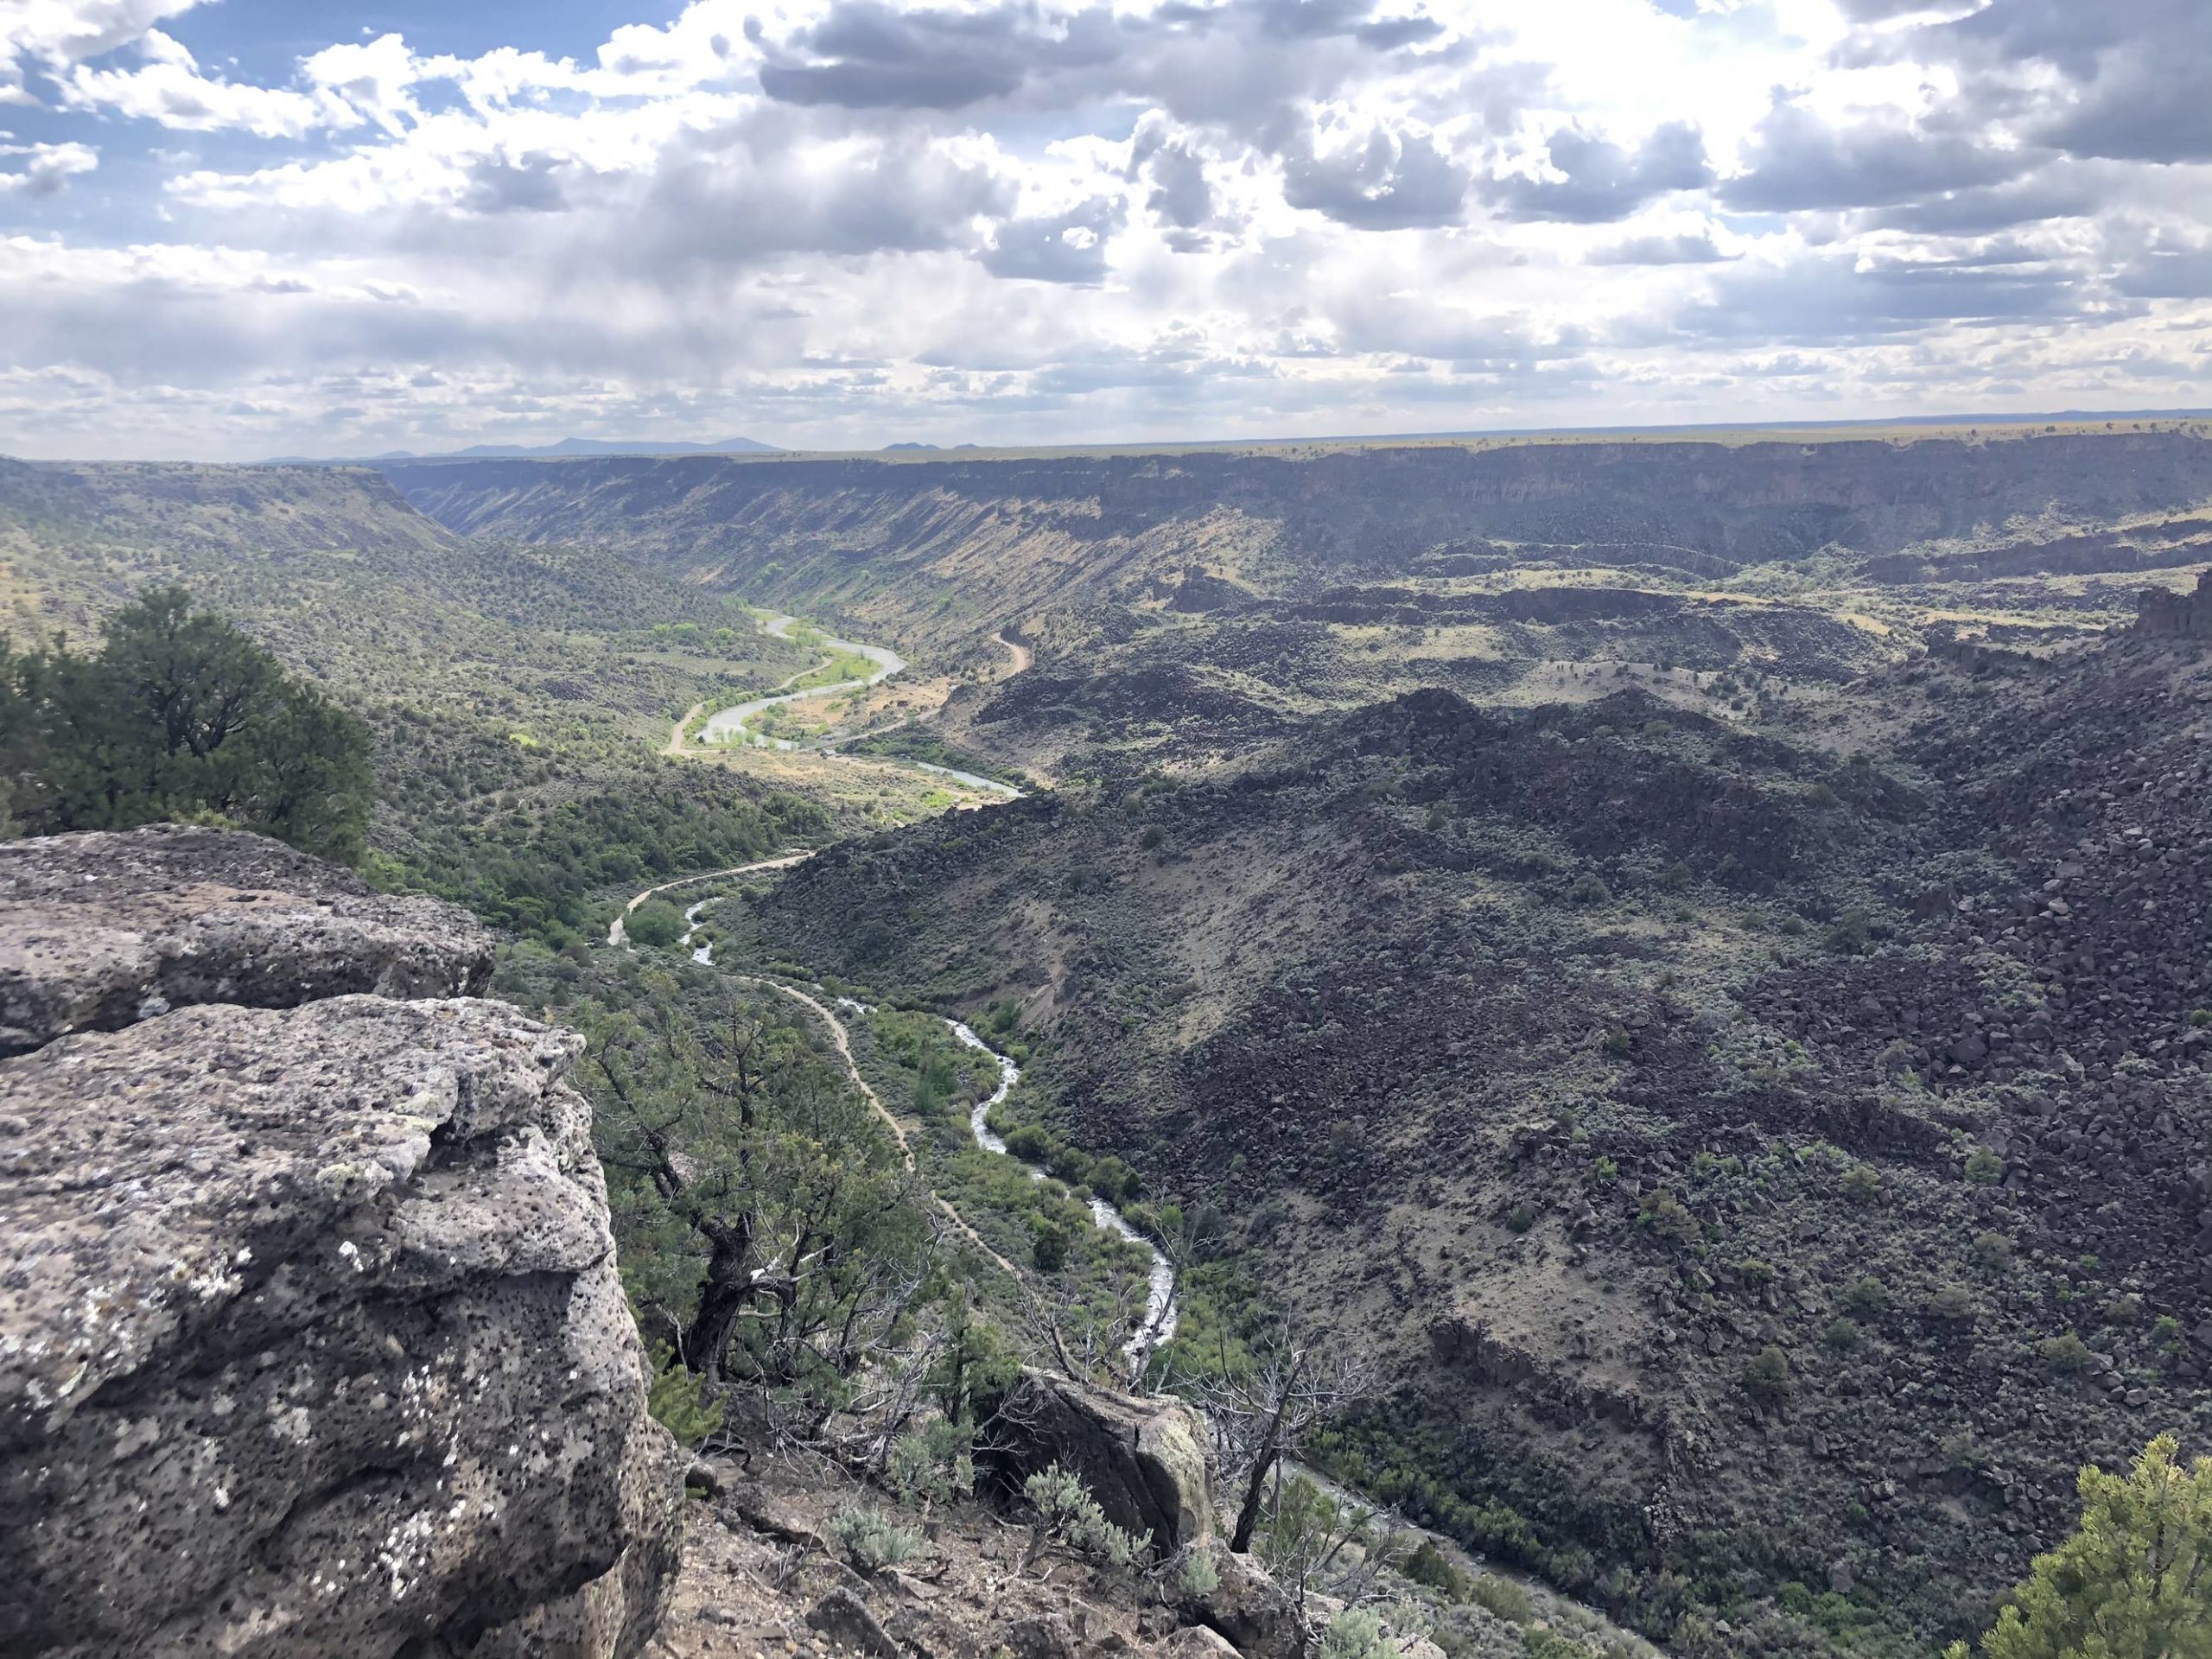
[0, 823, 493, 1057]
[2137, 569, 2212, 639]
[0, 828, 679, 1659]
[982, 1370, 1214, 1556]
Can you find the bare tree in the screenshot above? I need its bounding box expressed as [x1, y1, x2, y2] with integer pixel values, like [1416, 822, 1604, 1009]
[1182, 1319, 1382, 1553]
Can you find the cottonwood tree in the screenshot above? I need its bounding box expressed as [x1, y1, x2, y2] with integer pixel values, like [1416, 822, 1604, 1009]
[1184, 1319, 1383, 1553]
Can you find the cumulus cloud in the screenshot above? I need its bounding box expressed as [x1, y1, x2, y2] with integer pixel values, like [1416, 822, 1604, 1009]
[981, 195, 1125, 283]
[0, 138, 97, 194]
[1489, 122, 1710, 222]
[0, 0, 2205, 457]
[1721, 98, 2037, 213]
[1587, 230, 1728, 264]
[1281, 118, 1470, 229]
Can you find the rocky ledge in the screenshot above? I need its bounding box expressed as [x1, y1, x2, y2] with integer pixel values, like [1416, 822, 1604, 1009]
[0, 829, 680, 1658]
[0, 823, 494, 1057]
[2137, 568, 2212, 639]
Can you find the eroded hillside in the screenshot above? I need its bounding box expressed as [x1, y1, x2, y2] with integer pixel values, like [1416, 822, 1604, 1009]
[735, 610, 2212, 1655]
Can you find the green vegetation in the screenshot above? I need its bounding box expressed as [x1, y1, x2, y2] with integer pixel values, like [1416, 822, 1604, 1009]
[1021, 1463, 1151, 1570]
[0, 588, 372, 861]
[1317, 1608, 1394, 1659]
[1945, 1436, 2211, 1659]
[830, 1504, 924, 1573]
[624, 898, 689, 947]
[645, 1346, 726, 1446]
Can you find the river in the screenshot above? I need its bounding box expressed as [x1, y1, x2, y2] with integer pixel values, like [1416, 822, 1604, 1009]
[697, 611, 907, 749]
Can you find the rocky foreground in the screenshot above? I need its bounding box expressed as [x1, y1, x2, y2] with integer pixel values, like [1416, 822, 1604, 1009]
[0, 825, 1383, 1659]
[0, 826, 682, 1657]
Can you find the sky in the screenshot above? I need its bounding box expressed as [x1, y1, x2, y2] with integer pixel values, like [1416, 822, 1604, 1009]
[0, 0, 2208, 460]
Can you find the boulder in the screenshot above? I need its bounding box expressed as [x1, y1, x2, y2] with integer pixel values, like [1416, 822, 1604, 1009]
[0, 823, 493, 1056]
[1160, 1629, 1243, 1657]
[982, 1370, 1213, 1555]
[0, 829, 678, 1659]
[1179, 1544, 1310, 1659]
[806, 1587, 901, 1658]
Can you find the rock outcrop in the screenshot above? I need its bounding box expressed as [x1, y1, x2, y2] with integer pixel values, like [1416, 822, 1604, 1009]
[0, 823, 493, 1057]
[0, 828, 680, 1658]
[2137, 569, 2212, 639]
[981, 1370, 1214, 1556]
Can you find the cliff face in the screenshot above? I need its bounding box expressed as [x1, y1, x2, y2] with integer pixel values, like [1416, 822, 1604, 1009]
[0, 826, 681, 1659]
[2138, 569, 2212, 638]
[378, 432, 2212, 649]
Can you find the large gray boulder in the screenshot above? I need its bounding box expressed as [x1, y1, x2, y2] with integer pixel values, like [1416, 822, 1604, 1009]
[0, 823, 493, 1056]
[0, 828, 679, 1658]
[982, 1370, 1214, 1556]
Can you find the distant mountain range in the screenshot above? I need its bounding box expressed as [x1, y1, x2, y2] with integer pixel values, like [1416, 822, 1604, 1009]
[266, 435, 779, 464]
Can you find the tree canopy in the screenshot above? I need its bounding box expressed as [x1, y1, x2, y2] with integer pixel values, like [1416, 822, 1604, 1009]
[0, 588, 372, 862]
[1950, 1434, 2212, 1659]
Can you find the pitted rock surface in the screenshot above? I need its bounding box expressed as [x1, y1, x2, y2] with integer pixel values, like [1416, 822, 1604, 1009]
[0, 823, 493, 1056]
[0, 831, 677, 1659]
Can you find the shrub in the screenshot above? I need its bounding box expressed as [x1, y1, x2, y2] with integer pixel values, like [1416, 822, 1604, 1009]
[1568, 872, 1612, 905]
[1737, 1258, 1777, 1290]
[1840, 1275, 1889, 1317]
[1839, 1163, 1884, 1204]
[645, 1346, 724, 1446]
[1637, 1187, 1700, 1245]
[1824, 1319, 1861, 1352]
[830, 1505, 923, 1572]
[888, 1419, 976, 1508]
[1972, 1230, 2013, 1272]
[1964, 1147, 2005, 1185]
[624, 899, 688, 948]
[1173, 1548, 1220, 1599]
[2103, 1294, 2144, 1328]
[1402, 1539, 1465, 1599]
[1031, 1221, 1071, 1274]
[1504, 1203, 1536, 1235]
[2041, 1332, 2093, 1374]
[1465, 1573, 1535, 1624]
[1743, 1344, 1791, 1403]
[1823, 912, 1873, 955]
[1023, 1464, 1151, 1571]
[1318, 1608, 1393, 1659]
[1945, 1435, 2212, 1659]
[1928, 1284, 1978, 1323]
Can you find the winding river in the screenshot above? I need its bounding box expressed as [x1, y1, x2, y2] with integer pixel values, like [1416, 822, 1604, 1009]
[698, 612, 907, 749]
[658, 893, 1179, 1383]
[946, 1019, 1179, 1377]
[647, 614, 1167, 1376]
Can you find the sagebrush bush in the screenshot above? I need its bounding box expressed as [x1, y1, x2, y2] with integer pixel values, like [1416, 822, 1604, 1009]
[1023, 1464, 1151, 1571]
[1317, 1607, 1393, 1659]
[888, 1418, 976, 1508]
[830, 1504, 923, 1572]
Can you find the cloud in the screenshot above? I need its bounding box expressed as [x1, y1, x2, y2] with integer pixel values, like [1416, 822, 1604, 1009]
[1720, 98, 2037, 213]
[1673, 248, 2093, 346]
[1, 0, 203, 99]
[1843, 0, 2212, 165]
[0, 0, 2207, 458]
[980, 195, 1125, 283]
[1130, 118, 1217, 233]
[1489, 122, 1710, 222]
[0, 139, 98, 195]
[1587, 230, 1729, 264]
[1281, 118, 1470, 228]
[59, 27, 415, 137]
